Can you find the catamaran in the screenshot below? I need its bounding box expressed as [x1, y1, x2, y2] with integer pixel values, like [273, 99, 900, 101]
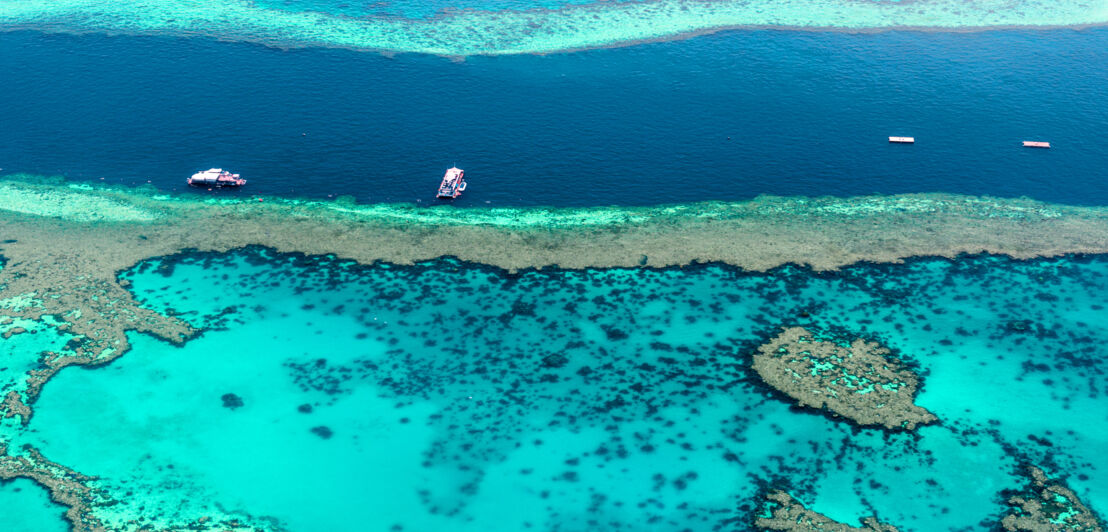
[436, 167, 467, 199]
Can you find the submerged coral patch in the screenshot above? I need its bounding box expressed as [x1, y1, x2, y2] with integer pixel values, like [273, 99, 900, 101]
[756, 490, 900, 531]
[1002, 466, 1105, 532]
[221, 393, 244, 410]
[751, 327, 936, 430]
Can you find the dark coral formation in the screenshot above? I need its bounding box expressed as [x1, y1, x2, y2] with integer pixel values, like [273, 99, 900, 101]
[755, 490, 900, 531]
[1, 391, 32, 421]
[221, 393, 245, 410]
[751, 327, 936, 430]
[1001, 466, 1104, 532]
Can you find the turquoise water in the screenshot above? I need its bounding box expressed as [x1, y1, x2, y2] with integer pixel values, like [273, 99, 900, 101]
[252, 0, 601, 19]
[6, 249, 1105, 529]
[4, 0, 1107, 55]
[0, 478, 68, 531]
[0, 318, 75, 399]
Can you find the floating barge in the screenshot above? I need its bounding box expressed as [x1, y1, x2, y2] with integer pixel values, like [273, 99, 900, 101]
[1022, 141, 1051, 149]
[436, 167, 467, 199]
[188, 168, 246, 188]
[888, 136, 915, 144]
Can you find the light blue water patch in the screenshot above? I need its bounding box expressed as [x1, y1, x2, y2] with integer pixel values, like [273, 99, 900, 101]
[0, 478, 68, 532]
[5, 0, 1108, 56]
[252, 0, 602, 20]
[0, 318, 75, 399]
[10, 250, 1108, 529]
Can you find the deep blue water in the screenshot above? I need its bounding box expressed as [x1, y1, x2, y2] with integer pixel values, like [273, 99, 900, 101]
[2, 28, 1107, 207]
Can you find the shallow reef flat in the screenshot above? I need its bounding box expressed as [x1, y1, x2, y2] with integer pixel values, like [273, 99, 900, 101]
[2, 0, 1107, 55]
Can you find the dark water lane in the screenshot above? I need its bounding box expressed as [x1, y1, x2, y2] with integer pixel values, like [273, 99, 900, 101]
[2, 28, 1107, 206]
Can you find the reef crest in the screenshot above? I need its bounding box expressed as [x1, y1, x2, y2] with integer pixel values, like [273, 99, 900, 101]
[2, 0, 1108, 56]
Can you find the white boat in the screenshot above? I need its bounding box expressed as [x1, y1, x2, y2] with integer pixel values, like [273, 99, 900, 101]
[188, 168, 246, 187]
[436, 167, 467, 199]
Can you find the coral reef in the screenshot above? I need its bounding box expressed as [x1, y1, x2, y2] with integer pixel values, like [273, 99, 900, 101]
[755, 490, 900, 531]
[3, 177, 1108, 426]
[221, 393, 245, 410]
[2, 0, 1107, 56]
[0, 442, 269, 530]
[0, 392, 31, 421]
[751, 327, 936, 430]
[0, 266, 194, 422]
[2, 177, 1108, 529]
[3, 176, 1108, 425]
[1001, 466, 1104, 532]
[1, 325, 27, 339]
[0, 443, 108, 531]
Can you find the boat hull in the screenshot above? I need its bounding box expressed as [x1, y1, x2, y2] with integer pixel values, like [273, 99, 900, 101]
[188, 180, 246, 188]
[188, 168, 246, 187]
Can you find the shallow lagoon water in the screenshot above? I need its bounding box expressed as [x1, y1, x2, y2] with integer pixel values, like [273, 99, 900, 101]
[11, 249, 1106, 529]
[0, 478, 67, 531]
